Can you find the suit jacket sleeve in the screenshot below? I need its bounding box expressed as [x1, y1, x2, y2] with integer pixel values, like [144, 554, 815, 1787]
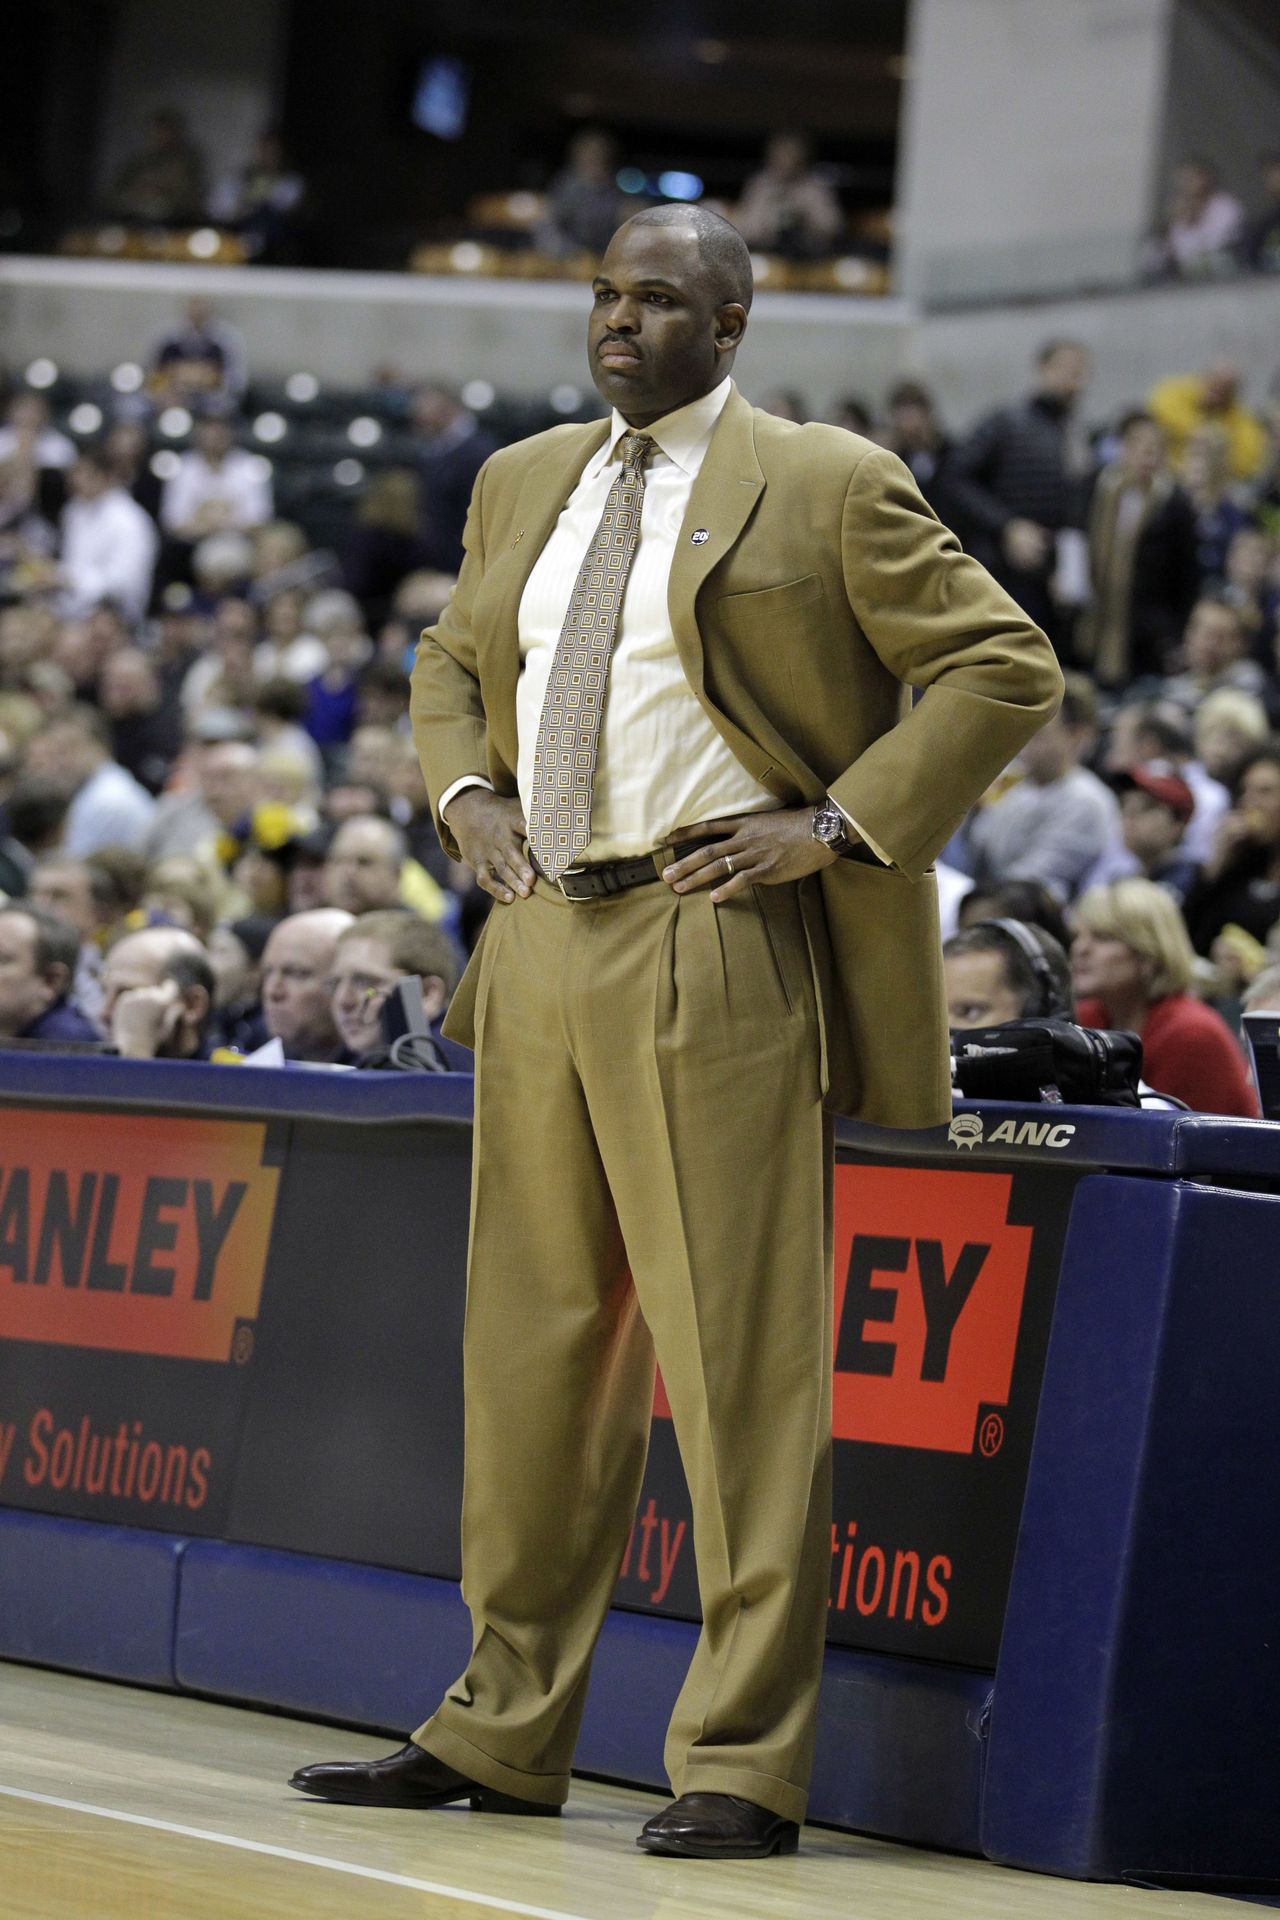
[409, 457, 493, 862]
[828, 445, 1064, 879]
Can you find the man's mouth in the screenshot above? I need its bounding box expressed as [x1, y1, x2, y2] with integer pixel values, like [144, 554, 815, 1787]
[598, 341, 642, 366]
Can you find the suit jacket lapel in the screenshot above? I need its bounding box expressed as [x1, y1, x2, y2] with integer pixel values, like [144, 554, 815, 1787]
[666, 386, 764, 698]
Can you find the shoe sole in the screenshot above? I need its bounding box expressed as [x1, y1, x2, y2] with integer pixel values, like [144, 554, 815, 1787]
[287, 1779, 560, 1816]
[635, 1829, 799, 1858]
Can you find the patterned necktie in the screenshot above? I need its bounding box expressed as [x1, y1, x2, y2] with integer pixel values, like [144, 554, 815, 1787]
[527, 430, 655, 879]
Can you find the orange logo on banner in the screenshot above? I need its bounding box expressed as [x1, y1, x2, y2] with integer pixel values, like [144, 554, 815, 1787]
[832, 1164, 1032, 1454]
[0, 1110, 279, 1362]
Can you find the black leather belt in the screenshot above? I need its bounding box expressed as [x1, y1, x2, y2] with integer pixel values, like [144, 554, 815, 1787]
[534, 839, 712, 900]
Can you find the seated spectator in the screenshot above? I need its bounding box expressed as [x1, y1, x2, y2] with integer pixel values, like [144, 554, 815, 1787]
[1107, 765, 1200, 904]
[24, 706, 154, 856]
[882, 381, 962, 525]
[150, 296, 248, 400]
[329, 910, 462, 1067]
[1242, 963, 1280, 1015]
[831, 395, 873, 437]
[59, 447, 158, 622]
[409, 384, 497, 574]
[1072, 878, 1259, 1116]
[107, 108, 206, 225]
[1241, 151, 1280, 274]
[102, 926, 215, 1061]
[253, 678, 324, 787]
[180, 596, 260, 719]
[1184, 743, 1280, 956]
[160, 398, 272, 544]
[147, 736, 260, 863]
[140, 854, 223, 941]
[1221, 524, 1278, 660]
[355, 660, 411, 731]
[1, 776, 70, 879]
[207, 128, 306, 264]
[341, 468, 423, 615]
[759, 390, 807, 423]
[1193, 686, 1271, 787]
[98, 646, 183, 795]
[260, 907, 353, 1062]
[1147, 158, 1244, 279]
[208, 914, 273, 1054]
[1077, 411, 1199, 686]
[253, 587, 327, 685]
[1148, 360, 1266, 481]
[323, 813, 448, 925]
[0, 903, 99, 1044]
[955, 878, 1072, 953]
[103, 417, 162, 522]
[537, 128, 624, 259]
[1102, 699, 1229, 865]
[303, 593, 373, 752]
[0, 390, 74, 471]
[735, 132, 842, 258]
[27, 852, 109, 1022]
[968, 673, 1121, 900]
[944, 920, 1073, 1030]
[1161, 596, 1269, 711]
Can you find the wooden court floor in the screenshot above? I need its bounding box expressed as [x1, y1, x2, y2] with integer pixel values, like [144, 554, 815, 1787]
[0, 1664, 1243, 1920]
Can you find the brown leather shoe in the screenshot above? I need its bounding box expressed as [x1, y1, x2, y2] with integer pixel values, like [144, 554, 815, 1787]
[636, 1791, 799, 1858]
[287, 1741, 560, 1814]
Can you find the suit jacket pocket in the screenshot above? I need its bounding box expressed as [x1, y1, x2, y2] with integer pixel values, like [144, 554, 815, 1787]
[715, 572, 825, 628]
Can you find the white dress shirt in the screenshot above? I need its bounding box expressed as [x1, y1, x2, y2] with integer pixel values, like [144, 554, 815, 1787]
[442, 377, 780, 862]
[161, 449, 273, 536]
[60, 487, 159, 623]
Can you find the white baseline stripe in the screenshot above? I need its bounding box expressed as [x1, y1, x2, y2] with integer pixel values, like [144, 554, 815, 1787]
[0, 1785, 591, 1920]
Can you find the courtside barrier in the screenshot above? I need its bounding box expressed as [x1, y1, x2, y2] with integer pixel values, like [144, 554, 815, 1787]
[0, 1053, 1277, 1883]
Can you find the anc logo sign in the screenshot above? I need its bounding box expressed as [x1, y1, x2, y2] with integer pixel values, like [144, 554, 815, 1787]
[832, 1163, 1033, 1454]
[0, 1110, 279, 1362]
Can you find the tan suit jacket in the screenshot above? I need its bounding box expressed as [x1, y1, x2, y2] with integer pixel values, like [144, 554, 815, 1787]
[410, 387, 1063, 1127]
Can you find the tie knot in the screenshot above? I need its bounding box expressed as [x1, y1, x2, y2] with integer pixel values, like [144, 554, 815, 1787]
[618, 431, 654, 475]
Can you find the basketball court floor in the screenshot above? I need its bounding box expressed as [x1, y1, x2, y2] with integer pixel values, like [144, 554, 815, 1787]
[0, 1664, 1242, 1920]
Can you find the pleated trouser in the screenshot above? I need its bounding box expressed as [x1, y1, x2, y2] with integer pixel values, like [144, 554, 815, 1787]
[414, 868, 833, 1825]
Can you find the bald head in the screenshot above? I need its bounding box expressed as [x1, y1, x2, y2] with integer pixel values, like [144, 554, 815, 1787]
[102, 926, 215, 1058]
[325, 814, 407, 914]
[618, 204, 754, 312]
[261, 909, 354, 1061]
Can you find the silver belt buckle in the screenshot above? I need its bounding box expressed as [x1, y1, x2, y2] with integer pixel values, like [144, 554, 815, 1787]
[557, 865, 587, 899]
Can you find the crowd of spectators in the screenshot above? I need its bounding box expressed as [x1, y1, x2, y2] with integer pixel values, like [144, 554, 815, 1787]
[1, 292, 1279, 1114]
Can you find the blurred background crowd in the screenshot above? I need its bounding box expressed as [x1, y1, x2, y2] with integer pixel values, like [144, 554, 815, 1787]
[1, 0, 1280, 1117]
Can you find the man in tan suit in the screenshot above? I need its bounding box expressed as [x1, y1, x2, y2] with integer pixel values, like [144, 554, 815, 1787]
[291, 207, 1062, 1856]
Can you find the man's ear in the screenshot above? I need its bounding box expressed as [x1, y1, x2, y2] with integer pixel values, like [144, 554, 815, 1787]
[182, 984, 212, 1032]
[420, 974, 448, 1023]
[714, 302, 748, 353]
[37, 963, 70, 1010]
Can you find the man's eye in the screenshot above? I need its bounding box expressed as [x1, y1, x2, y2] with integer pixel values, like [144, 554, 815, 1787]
[647, 293, 670, 306]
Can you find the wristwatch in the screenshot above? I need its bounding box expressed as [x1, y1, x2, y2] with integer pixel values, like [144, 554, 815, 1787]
[811, 797, 851, 856]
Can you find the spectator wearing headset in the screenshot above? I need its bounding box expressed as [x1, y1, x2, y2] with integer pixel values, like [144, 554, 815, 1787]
[944, 918, 1072, 1031]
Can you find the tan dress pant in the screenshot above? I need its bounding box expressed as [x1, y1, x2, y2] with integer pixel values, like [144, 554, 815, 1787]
[414, 868, 833, 1825]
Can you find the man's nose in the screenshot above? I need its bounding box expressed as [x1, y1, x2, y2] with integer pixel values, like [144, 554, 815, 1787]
[608, 300, 640, 332]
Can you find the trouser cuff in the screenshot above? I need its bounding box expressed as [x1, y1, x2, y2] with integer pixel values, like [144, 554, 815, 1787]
[411, 1715, 569, 1807]
[673, 1761, 808, 1826]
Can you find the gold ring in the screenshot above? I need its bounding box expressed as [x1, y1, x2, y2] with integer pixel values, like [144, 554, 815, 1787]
[724, 854, 735, 876]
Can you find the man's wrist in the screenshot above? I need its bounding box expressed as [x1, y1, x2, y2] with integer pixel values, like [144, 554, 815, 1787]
[811, 796, 853, 856]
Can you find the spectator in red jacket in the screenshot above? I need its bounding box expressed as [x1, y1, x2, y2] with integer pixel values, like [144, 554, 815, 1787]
[1071, 878, 1258, 1115]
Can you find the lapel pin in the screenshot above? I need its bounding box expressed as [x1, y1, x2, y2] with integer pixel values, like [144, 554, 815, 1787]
[512, 529, 525, 547]
[691, 528, 709, 545]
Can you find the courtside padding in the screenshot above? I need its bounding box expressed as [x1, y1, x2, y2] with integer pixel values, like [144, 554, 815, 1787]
[0, 1512, 990, 1851]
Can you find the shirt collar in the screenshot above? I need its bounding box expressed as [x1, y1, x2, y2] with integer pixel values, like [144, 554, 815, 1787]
[589, 376, 734, 480]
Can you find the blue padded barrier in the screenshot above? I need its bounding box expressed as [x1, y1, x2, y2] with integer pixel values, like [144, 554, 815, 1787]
[984, 1175, 1280, 1882]
[175, 1540, 473, 1730]
[0, 1508, 184, 1686]
[174, 1538, 989, 1849]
